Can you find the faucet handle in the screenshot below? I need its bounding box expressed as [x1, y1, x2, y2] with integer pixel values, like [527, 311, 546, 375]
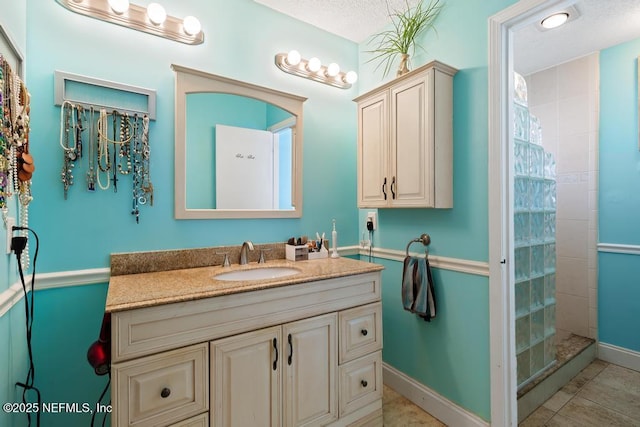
[216, 252, 230, 267]
[259, 248, 272, 264]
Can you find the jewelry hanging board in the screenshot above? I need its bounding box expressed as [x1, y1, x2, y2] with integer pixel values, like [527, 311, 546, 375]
[54, 70, 157, 120]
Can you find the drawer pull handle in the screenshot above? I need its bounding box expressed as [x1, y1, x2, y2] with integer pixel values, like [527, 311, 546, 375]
[361, 329, 368, 336]
[288, 334, 293, 366]
[361, 380, 368, 388]
[160, 387, 171, 398]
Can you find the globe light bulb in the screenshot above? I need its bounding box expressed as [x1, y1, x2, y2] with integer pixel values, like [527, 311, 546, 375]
[183, 16, 202, 36]
[345, 71, 358, 84]
[147, 3, 167, 25]
[108, 0, 129, 14]
[286, 50, 301, 66]
[307, 57, 321, 73]
[326, 63, 340, 77]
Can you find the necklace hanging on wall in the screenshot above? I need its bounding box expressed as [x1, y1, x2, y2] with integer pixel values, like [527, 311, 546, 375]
[59, 100, 76, 199]
[118, 112, 131, 175]
[86, 106, 96, 191]
[96, 108, 111, 190]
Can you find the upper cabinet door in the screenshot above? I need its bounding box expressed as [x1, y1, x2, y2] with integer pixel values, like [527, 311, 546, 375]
[390, 70, 432, 207]
[357, 91, 389, 208]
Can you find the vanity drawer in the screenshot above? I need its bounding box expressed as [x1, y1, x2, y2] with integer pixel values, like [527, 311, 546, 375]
[168, 412, 208, 427]
[113, 343, 208, 427]
[339, 351, 383, 417]
[339, 302, 382, 363]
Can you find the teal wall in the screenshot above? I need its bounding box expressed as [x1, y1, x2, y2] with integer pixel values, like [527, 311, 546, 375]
[598, 37, 640, 352]
[1, 1, 29, 425]
[375, 258, 490, 418]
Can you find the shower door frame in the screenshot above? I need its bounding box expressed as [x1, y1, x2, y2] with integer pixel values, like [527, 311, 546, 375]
[487, 0, 577, 425]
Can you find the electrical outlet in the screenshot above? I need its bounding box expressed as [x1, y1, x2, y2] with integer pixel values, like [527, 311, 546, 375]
[5, 217, 15, 254]
[366, 211, 377, 230]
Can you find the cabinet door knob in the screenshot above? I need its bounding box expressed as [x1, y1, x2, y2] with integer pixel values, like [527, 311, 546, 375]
[361, 380, 368, 388]
[361, 329, 368, 336]
[160, 387, 171, 398]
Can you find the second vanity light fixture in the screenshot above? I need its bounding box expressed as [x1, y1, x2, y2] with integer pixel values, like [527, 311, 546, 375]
[56, 0, 204, 45]
[275, 50, 358, 89]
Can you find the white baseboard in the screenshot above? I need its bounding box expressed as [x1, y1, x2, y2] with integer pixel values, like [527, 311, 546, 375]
[383, 362, 489, 427]
[598, 342, 640, 372]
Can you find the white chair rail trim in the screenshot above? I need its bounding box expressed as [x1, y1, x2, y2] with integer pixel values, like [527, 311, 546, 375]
[0, 268, 110, 317]
[0, 247, 488, 318]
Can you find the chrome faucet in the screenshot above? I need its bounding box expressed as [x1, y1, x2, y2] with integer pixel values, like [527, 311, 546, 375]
[240, 241, 254, 265]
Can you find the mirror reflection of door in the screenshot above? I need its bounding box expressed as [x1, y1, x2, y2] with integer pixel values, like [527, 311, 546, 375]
[185, 92, 295, 210]
[215, 124, 275, 209]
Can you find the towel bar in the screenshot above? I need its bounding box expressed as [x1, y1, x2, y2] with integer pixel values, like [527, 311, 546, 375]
[406, 233, 431, 256]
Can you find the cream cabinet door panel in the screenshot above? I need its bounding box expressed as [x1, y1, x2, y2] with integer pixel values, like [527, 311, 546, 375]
[211, 327, 281, 427]
[283, 313, 338, 427]
[390, 71, 433, 207]
[357, 92, 389, 207]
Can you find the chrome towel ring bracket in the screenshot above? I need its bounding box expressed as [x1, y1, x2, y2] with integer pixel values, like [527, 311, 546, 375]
[406, 233, 431, 256]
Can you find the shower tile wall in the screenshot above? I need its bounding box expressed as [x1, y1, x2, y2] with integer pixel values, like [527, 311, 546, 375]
[514, 73, 557, 388]
[525, 53, 599, 341]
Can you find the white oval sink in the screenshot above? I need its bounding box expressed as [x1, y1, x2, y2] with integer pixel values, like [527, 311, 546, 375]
[214, 267, 301, 281]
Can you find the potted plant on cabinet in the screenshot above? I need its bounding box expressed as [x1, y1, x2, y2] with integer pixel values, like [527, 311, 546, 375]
[367, 0, 443, 78]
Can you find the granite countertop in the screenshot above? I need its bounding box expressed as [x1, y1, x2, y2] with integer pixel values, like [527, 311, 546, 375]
[106, 256, 384, 313]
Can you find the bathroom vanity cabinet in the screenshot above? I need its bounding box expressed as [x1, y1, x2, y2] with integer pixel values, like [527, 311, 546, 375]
[355, 60, 457, 209]
[108, 263, 383, 427]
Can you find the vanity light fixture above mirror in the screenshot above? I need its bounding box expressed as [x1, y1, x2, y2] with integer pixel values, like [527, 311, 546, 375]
[275, 50, 358, 89]
[56, 0, 204, 45]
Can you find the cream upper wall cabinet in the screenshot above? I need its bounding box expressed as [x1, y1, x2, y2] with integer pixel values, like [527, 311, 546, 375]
[355, 61, 457, 208]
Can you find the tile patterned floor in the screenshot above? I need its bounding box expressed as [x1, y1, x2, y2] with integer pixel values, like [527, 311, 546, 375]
[520, 359, 640, 426]
[382, 385, 445, 426]
[382, 360, 640, 426]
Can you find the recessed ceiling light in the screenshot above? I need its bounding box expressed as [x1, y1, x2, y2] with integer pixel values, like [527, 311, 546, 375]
[541, 12, 569, 29]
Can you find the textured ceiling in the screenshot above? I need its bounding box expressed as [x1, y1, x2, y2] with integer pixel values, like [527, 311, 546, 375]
[514, 0, 640, 75]
[253, 0, 421, 43]
[255, 0, 640, 76]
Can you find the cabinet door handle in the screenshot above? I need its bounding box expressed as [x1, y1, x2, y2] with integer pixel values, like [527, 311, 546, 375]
[160, 387, 171, 398]
[391, 176, 396, 199]
[361, 329, 368, 336]
[361, 380, 368, 388]
[273, 337, 278, 371]
[382, 177, 387, 200]
[287, 333, 293, 365]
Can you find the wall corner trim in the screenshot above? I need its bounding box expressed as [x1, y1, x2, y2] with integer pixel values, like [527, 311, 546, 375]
[382, 362, 489, 427]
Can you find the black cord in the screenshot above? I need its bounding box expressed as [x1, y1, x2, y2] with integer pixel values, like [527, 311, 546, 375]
[91, 372, 111, 427]
[13, 226, 41, 427]
[368, 229, 373, 262]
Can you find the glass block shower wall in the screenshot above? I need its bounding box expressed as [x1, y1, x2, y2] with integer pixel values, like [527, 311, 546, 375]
[513, 73, 557, 388]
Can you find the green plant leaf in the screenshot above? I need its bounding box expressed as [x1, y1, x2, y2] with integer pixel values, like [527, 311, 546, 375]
[365, 0, 443, 78]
